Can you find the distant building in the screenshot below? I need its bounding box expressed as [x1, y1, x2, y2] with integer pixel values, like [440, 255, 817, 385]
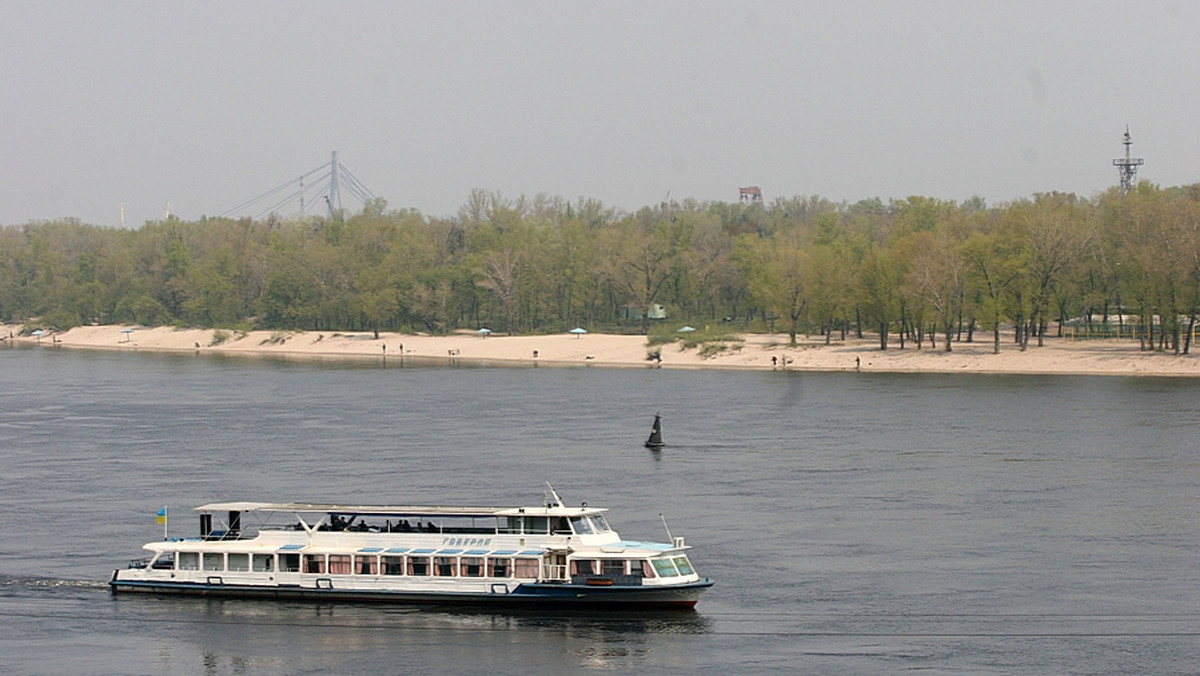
[739, 186, 763, 205]
[622, 304, 668, 321]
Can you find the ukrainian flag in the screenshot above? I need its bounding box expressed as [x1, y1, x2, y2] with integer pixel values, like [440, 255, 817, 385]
[156, 507, 167, 525]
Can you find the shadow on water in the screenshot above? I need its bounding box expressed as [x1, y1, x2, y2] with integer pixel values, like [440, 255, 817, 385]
[1, 574, 713, 675]
[105, 593, 712, 633]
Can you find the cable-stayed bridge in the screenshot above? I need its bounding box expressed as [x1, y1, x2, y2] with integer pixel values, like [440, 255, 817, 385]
[221, 152, 377, 220]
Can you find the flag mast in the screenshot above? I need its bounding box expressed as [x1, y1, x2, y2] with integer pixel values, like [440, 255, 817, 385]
[156, 506, 168, 540]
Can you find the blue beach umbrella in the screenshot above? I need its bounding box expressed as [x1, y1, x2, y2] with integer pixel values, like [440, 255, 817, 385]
[569, 327, 588, 338]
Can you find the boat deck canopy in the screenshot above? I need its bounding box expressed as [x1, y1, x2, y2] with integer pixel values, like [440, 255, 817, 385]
[193, 502, 608, 517]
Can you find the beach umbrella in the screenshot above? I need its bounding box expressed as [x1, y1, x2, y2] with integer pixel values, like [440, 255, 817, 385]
[476, 328, 492, 337]
[569, 327, 588, 338]
[677, 325, 696, 333]
[31, 329, 44, 344]
[121, 328, 134, 343]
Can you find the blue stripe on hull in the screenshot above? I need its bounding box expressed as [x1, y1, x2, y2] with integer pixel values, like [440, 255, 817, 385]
[109, 577, 714, 610]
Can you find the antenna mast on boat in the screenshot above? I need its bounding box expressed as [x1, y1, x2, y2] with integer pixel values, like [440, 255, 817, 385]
[544, 482, 563, 508]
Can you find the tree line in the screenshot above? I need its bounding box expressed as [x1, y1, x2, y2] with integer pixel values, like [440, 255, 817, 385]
[3, 182, 1200, 353]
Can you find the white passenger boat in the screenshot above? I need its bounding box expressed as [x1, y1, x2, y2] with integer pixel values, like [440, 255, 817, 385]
[110, 485, 713, 609]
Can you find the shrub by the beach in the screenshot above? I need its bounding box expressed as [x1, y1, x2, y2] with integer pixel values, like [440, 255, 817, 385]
[41, 308, 81, 332]
[679, 329, 740, 350]
[698, 340, 744, 359]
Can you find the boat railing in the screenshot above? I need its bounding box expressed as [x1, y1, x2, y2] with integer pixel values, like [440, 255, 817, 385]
[541, 564, 568, 581]
[203, 530, 251, 541]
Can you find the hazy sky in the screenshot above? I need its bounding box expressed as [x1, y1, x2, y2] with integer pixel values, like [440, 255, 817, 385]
[3, 1, 1198, 226]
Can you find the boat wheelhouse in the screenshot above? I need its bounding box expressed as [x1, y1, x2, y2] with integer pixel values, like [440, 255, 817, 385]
[110, 486, 713, 609]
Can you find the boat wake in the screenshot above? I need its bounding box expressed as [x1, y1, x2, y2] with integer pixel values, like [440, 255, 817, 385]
[0, 574, 109, 596]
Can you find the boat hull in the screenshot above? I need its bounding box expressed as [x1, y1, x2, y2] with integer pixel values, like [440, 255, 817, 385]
[109, 574, 714, 609]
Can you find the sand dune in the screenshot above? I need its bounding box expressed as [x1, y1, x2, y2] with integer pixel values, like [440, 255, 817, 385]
[6, 324, 1200, 377]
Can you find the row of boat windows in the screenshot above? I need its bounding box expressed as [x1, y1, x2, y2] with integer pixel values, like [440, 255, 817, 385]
[307, 514, 612, 536]
[573, 557, 695, 578]
[171, 552, 692, 578]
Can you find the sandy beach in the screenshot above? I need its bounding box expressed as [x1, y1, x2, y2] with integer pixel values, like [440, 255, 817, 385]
[6, 323, 1200, 377]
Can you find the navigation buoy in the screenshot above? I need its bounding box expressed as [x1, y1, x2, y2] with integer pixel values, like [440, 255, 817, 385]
[645, 412, 665, 449]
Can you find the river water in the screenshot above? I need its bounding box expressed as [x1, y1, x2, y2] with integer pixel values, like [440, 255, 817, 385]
[1, 345, 1198, 674]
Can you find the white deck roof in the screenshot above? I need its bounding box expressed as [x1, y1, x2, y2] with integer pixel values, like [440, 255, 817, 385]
[194, 502, 608, 517]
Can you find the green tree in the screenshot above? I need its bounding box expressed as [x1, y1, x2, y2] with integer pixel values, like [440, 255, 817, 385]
[735, 228, 808, 345]
[608, 209, 687, 335]
[857, 248, 904, 350]
[963, 230, 1020, 354]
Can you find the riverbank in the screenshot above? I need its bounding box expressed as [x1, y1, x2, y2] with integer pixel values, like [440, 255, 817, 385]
[5, 324, 1200, 376]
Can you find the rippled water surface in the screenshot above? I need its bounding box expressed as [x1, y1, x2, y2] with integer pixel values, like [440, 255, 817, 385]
[2, 345, 1198, 674]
